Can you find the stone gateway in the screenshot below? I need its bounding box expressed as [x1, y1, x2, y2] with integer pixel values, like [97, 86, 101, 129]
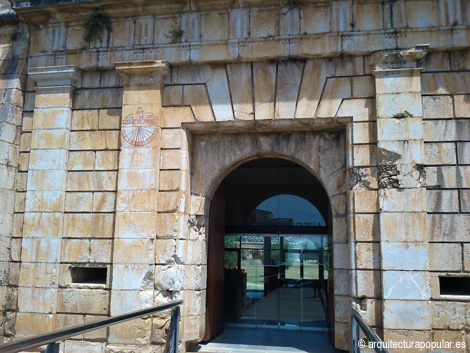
[0, 0, 470, 352]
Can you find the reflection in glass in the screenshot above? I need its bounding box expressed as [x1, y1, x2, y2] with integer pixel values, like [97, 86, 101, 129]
[224, 233, 329, 331]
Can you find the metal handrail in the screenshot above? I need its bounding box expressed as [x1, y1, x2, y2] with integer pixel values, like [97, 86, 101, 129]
[351, 307, 392, 353]
[0, 300, 183, 353]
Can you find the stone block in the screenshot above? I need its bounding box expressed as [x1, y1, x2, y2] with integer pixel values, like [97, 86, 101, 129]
[317, 77, 352, 118]
[19, 263, 57, 287]
[95, 151, 118, 170]
[383, 300, 431, 330]
[118, 169, 158, 190]
[426, 190, 459, 213]
[383, 271, 430, 300]
[19, 132, 30, 151]
[429, 243, 462, 271]
[162, 86, 183, 107]
[376, 93, 422, 119]
[34, 88, 72, 109]
[383, 329, 432, 353]
[65, 192, 93, 212]
[98, 108, 121, 130]
[455, 94, 470, 118]
[425, 142, 456, 165]
[89, 239, 112, 263]
[353, 144, 377, 167]
[111, 20, 134, 47]
[353, 190, 378, 213]
[356, 243, 380, 269]
[275, 61, 303, 120]
[110, 290, 153, 316]
[119, 147, 159, 169]
[253, 62, 276, 120]
[333, 243, 350, 270]
[134, 17, 154, 45]
[334, 295, 350, 323]
[333, 269, 350, 296]
[67, 171, 117, 191]
[69, 131, 120, 150]
[30, 129, 68, 149]
[154, 264, 184, 291]
[112, 264, 154, 290]
[159, 170, 180, 191]
[432, 330, 467, 352]
[428, 214, 470, 242]
[115, 212, 157, 239]
[64, 213, 114, 238]
[161, 150, 188, 170]
[162, 129, 187, 149]
[182, 85, 214, 122]
[379, 189, 426, 213]
[302, 5, 330, 34]
[422, 95, 453, 119]
[69, 151, 95, 170]
[15, 313, 55, 336]
[81, 71, 101, 88]
[354, 214, 379, 242]
[156, 213, 180, 239]
[24, 190, 65, 212]
[29, 149, 67, 170]
[116, 190, 157, 212]
[464, 244, 470, 271]
[114, 239, 153, 264]
[18, 152, 29, 171]
[337, 98, 376, 121]
[58, 289, 109, 315]
[62, 238, 89, 262]
[161, 106, 195, 128]
[227, 63, 253, 120]
[185, 265, 205, 290]
[27, 170, 67, 191]
[157, 191, 181, 212]
[18, 287, 57, 313]
[155, 238, 176, 264]
[375, 69, 421, 95]
[249, 9, 277, 38]
[462, 190, 470, 213]
[21, 238, 59, 262]
[73, 88, 123, 110]
[71, 110, 98, 130]
[352, 122, 376, 144]
[458, 142, 470, 164]
[356, 270, 381, 298]
[92, 192, 116, 212]
[63, 341, 105, 353]
[425, 166, 457, 188]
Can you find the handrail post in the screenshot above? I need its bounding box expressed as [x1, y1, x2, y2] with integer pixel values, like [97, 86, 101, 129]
[351, 311, 360, 353]
[169, 306, 180, 353]
[42, 342, 59, 353]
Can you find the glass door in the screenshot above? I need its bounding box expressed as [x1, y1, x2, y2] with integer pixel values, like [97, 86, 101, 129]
[224, 233, 328, 330]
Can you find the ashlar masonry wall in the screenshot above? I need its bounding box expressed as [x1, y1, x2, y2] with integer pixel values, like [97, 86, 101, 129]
[1, 0, 470, 352]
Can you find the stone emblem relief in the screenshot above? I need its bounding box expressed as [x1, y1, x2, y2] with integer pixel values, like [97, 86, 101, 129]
[121, 107, 159, 146]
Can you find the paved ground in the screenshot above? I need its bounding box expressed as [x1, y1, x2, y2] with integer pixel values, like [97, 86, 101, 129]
[193, 328, 344, 353]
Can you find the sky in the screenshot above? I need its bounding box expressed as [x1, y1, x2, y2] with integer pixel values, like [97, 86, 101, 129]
[256, 194, 325, 226]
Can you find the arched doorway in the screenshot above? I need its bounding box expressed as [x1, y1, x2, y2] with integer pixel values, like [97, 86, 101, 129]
[204, 158, 333, 344]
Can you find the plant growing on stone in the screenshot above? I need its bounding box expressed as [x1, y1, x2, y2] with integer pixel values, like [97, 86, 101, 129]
[83, 11, 112, 45]
[166, 24, 184, 43]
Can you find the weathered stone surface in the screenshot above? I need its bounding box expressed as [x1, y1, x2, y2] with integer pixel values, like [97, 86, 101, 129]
[58, 289, 109, 315]
[429, 243, 462, 272]
[383, 300, 431, 330]
[383, 271, 430, 300]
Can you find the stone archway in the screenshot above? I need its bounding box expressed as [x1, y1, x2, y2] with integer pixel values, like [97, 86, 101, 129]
[189, 130, 349, 350]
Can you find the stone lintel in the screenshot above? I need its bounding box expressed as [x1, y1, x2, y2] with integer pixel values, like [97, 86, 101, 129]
[115, 60, 169, 86]
[373, 44, 429, 72]
[29, 65, 81, 88]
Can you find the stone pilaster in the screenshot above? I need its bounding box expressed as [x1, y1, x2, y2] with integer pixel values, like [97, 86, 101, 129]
[16, 66, 80, 336]
[110, 61, 169, 345]
[373, 46, 432, 342]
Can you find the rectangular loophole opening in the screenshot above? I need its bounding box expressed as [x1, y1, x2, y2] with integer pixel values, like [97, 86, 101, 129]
[70, 267, 107, 284]
[439, 276, 470, 296]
